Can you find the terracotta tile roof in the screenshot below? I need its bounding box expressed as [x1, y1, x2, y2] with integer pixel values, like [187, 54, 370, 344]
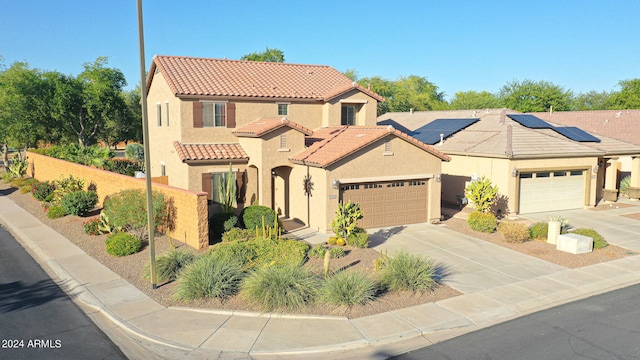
[173, 141, 248, 162]
[232, 117, 313, 138]
[378, 109, 640, 159]
[289, 126, 449, 168]
[529, 110, 640, 146]
[148, 55, 384, 102]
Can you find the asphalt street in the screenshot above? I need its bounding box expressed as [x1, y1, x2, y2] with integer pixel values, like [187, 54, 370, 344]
[0, 225, 127, 360]
[392, 283, 640, 360]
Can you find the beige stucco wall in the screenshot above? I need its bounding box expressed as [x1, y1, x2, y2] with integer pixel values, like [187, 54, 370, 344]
[314, 136, 443, 232]
[322, 90, 379, 127]
[442, 155, 599, 214]
[146, 72, 186, 187]
[27, 152, 209, 250]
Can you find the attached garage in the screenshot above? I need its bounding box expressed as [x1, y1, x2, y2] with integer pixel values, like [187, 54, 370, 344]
[518, 170, 585, 214]
[340, 179, 429, 228]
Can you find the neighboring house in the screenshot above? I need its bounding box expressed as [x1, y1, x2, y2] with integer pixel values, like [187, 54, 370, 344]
[530, 110, 640, 179]
[145, 55, 449, 232]
[378, 109, 640, 215]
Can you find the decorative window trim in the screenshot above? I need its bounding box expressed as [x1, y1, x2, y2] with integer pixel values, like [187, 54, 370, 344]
[165, 101, 169, 127]
[201, 101, 228, 127]
[277, 103, 290, 116]
[156, 103, 162, 126]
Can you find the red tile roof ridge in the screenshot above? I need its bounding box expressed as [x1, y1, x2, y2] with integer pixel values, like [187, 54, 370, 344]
[290, 125, 449, 168]
[233, 117, 313, 138]
[153, 54, 336, 70]
[173, 141, 248, 162]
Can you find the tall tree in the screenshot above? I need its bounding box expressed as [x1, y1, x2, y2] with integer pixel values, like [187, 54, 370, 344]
[391, 75, 448, 112]
[343, 69, 359, 81]
[610, 79, 640, 109]
[571, 90, 615, 110]
[241, 47, 285, 62]
[499, 79, 573, 112]
[0, 62, 49, 157]
[72, 57, 128, 147]
[449, 90, 503, 110]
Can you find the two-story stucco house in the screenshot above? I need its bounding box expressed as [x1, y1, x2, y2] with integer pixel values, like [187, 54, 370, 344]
[145, 55, 449, 232]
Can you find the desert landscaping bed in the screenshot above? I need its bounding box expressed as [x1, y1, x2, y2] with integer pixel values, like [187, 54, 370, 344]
[3, 180, 638, 318]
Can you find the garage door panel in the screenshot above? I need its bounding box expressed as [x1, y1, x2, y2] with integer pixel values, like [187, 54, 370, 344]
[519, 171, 584, 214]
[341, 180, 429, 228]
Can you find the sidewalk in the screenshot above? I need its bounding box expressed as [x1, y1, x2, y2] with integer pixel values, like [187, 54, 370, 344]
[2, 194, 640, 359]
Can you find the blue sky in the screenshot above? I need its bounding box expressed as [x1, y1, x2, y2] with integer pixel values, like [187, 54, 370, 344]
[1, 0, 638, 100]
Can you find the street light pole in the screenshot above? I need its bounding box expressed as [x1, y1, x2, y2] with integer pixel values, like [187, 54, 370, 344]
[136, 0, 157, 289]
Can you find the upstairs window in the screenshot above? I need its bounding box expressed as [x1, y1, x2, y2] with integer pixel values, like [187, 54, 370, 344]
[156, 104, 162, 126]
[278, 103, 289, 116]
[341, 105, 356, 125]
[203, 102, 227, 127]
[165, 102, 170, 127]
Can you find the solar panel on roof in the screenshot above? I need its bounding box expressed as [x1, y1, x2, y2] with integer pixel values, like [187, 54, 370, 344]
[506, 114, 553, 129]
[410, 118, 479, 145]
[553, 126, 600, 143]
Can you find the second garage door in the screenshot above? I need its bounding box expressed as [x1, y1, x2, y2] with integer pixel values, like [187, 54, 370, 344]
[518, 170, 585, 214]
[340, 180, 428, 228]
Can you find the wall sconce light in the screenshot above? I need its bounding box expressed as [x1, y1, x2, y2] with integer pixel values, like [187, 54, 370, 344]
[593, 164, 600, 173]
[271, 170, 277, 177]
[331, 179, 340, 189]
[435, 174, 441, 182]
[511, 168, 518, 177]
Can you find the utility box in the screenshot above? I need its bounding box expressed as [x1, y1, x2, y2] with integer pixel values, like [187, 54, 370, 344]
[556, 233, 593, 254]
[547, 221, 561, 245]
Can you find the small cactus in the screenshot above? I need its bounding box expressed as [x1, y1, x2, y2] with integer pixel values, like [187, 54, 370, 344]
[327, 236, 337, 246]
[336, 237, 346, 246]
[323, 250, 331, 277]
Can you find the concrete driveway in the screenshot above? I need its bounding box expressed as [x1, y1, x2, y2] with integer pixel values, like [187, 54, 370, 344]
[366, 223, 565, 295]
[520, 201, 640, 252]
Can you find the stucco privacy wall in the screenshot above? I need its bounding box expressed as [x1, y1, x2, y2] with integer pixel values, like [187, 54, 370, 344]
[27, 151, 209, 250]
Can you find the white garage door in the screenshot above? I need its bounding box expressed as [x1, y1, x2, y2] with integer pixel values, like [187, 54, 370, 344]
[340, 180, 428, 228]
[519, 170, 585, 214]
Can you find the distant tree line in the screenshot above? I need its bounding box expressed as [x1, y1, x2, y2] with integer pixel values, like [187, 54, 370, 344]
[0, 56, 142, 161]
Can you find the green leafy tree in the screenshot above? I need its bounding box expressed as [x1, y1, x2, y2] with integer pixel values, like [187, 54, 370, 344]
[241, 47, 285, 62]
[343, 69, 359, 81]
[360, 75, 448, 115]
[571, 90, 615, 110]
[0, 62, 50, 156]
[464, 176, 498, 213]
[610, 79, 640, 109]
[449, 90, 503, 110]
[73, 57, 128, 147]
[499, 79, 573, 112]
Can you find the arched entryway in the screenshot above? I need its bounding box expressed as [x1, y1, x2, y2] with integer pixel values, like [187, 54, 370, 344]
[271, 166, 292, 217]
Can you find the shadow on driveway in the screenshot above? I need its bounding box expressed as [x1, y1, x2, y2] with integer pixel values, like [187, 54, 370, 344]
[369, 226, 406, 247]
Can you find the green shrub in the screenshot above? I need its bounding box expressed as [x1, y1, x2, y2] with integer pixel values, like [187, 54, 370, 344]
[620, 175, 631, 197]
[125, 143, 145, 163]
[47, 205, 67, 219]
[467, 211, 497, 233]
[221, 227, 255, 243]
[572, 228, 608, 249]
[32, 181, 56, 201]
[145, 248, 196, 283]
[105, 232, 142, 256]
[497, 221, 530, 243]
[251, 238, 309, 268]
[464, 176, 498, 213]
[19, 184, 32, 194]
[83, 217, 104, 235]
[242, 205, 277, 230]
[8, 159, 28, 178]
[346, 227, 370, 248]
[329, 246, 345, 258]
[103, 158, 143, 177]
[102, 189, 166, 239]
[174, 255, 245, 301]
[379, 251, 438, 293]
[52, 175, 85, 204]
[61, 190, 98, 216]
[320, 270, 378, 307]
[309, 244, 327, 259]
[210, 212, 236, 239]
[529, 222, 548, 240]
[207, 240, 256, 268]
[240, 265, 320, 311]
[10, 177, 26, 188]
[330, 201, 363, 238]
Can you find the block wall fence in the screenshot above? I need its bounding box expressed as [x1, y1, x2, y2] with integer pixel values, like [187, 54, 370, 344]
[26, 151, 209, 250]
